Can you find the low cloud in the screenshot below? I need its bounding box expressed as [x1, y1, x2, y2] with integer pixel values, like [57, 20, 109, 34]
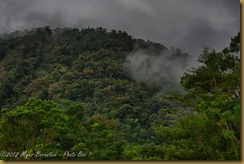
[0, 0, 240, 57]
[125, 48, 200, 92]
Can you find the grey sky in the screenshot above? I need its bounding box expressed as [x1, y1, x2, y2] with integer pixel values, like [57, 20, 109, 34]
[0, 0, 240, 56]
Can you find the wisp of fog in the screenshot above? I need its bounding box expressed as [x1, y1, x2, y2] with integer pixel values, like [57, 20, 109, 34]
[124, 48, 200, 93]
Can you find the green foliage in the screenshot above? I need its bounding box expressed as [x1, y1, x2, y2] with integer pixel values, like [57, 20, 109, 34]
[0, 98, 69, 160]
[122, 143, 164, 160]
[155, 32, 240, 160]
[0, 27, 240, 160]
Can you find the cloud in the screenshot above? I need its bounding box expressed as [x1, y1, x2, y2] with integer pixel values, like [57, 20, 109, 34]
[124, 47, 199, 93]
[178, 18, 235, 57]
[0, 0, 240, 57]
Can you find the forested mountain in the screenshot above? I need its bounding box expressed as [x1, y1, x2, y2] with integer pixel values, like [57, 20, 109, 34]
[0, 26, 240, 160]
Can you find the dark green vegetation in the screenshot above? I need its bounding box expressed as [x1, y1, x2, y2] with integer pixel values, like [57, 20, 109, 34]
[0, 26, 240, 160]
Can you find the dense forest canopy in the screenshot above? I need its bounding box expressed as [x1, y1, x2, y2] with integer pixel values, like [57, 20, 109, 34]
[0, 26, 240, 160]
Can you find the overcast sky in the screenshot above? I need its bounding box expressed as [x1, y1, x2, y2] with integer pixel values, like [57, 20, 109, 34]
[0, 0, 240, 56]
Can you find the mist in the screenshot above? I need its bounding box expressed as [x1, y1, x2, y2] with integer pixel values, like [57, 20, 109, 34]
[124, 48, 200, 92]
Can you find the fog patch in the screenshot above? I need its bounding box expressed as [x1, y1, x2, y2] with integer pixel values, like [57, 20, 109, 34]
[125, 48, 199, 93]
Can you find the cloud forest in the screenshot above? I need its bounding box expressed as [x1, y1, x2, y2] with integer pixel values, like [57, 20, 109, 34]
[0, 26, 240, 160]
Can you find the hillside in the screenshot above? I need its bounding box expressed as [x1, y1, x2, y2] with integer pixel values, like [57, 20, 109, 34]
[0, 26, 240, 160]
[0, 26, 191, 108]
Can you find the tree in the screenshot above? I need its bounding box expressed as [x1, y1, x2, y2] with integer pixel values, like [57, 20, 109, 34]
[0, 98, 69, 160]
[155, 32, 240, 160]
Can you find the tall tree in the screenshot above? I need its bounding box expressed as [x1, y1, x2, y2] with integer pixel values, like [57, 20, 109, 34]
[155, 32, 240, 160]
